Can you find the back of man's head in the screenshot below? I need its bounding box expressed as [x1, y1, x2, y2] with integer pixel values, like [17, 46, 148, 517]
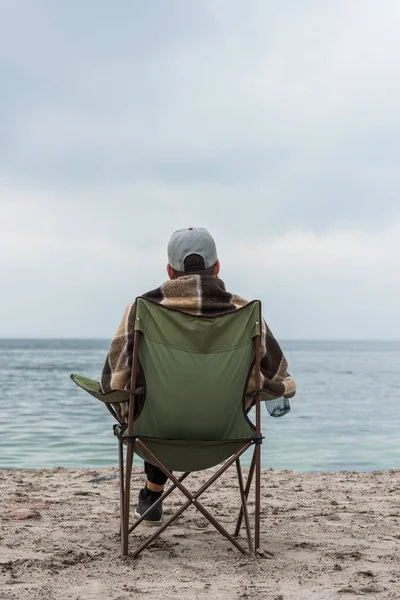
[167, 227, 219, 278]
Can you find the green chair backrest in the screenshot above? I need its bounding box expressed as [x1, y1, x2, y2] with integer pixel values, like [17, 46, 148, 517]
[129, 298, 261, 471]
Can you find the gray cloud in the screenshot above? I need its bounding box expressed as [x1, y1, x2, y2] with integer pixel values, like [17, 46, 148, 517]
[1, 0, 400, 337]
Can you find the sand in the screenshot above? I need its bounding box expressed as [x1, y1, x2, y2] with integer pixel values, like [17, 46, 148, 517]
[1, 466, 399, 600]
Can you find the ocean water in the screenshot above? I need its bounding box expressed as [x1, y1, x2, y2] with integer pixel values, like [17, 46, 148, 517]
[0, 339, 399, 472]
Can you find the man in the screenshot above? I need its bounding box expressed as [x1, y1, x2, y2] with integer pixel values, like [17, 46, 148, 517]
[101, 227, 296, 524]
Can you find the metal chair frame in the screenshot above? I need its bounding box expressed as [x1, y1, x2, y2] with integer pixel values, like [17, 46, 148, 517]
[114, 327, 262, 558]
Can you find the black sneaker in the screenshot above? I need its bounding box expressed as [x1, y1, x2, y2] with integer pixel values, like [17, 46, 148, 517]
[134, 487, 163, 525]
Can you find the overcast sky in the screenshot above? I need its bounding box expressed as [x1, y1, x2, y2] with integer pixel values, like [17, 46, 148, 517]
[1, 0, 399, 339]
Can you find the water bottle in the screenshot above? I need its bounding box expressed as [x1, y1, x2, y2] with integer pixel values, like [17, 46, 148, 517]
[265, 397, 291, 418]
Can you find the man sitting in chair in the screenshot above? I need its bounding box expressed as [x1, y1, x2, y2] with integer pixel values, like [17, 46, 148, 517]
[100, 227, 296, 524]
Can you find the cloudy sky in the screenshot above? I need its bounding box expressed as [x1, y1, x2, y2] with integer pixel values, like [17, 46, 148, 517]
[1, 0, 399, 339]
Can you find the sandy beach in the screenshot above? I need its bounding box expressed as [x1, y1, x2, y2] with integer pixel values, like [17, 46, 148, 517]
[1, 467, 399, 600]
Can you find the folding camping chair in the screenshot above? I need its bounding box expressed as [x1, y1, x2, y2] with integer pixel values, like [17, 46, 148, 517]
[71, 297, 264, 558]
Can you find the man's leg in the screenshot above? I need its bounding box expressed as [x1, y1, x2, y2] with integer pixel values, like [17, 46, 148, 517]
[144, 461, 168, 492]
[135, 461, 168, 524]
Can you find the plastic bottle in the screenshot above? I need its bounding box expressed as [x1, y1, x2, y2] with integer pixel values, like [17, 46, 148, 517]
[265, 397, 291, 418]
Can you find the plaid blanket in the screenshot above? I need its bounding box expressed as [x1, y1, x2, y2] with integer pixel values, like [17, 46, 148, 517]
[101, 275, 296, 421]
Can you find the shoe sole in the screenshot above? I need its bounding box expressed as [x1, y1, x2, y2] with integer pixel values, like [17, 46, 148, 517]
[134, 511, 164, 526]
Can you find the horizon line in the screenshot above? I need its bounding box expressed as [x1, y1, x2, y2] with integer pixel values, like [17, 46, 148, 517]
[1, 337, 400, 343]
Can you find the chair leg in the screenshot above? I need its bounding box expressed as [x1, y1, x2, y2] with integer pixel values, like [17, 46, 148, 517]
[234, 450, 256, 537]
[133, 439, 250, 557]
[129, 472, 190, 534]
[132, 493, 196, 559]
[236, 459, 253, 554]
[118, 440, 125, 544]
[122, 442, 134, 556]
[132, 469, 249, 559]
[254, 444, 261, 553]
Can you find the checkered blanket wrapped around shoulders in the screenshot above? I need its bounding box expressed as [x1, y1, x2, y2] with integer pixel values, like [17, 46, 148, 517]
[101, 274, 296, 421]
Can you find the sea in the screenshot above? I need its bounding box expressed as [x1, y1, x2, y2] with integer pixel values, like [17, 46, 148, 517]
[0, 339, 399, 473]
